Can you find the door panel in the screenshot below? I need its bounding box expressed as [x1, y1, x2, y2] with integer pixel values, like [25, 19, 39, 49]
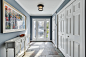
[73, 42, 80, 57]
[68, 39, 71, 56]
[38, 21, 44, 39]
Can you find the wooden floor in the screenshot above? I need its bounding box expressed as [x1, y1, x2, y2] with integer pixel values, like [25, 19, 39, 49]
[23, 42, 64, 57]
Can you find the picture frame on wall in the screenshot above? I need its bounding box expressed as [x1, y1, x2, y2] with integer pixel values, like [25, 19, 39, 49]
[1, 0, 26, 33]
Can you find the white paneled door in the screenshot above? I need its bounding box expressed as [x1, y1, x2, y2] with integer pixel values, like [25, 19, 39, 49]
[66, 0, 82, 57]
[65, 3, 73, 57]
[32, 19, 50, 41]
[58, 0, 84, 57]
[58, 10, 66, 55]
[52, 16, 55, 44]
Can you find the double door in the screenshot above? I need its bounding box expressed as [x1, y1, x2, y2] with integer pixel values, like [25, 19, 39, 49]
[58, 0, 83, 57]
[32, 19, 50, 41]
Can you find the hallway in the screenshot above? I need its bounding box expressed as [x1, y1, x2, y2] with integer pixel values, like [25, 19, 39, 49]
[0, 0, 85, 57]
[23, 42, 64, 57]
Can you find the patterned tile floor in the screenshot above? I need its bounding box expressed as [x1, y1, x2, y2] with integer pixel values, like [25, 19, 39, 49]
[23, 42, 65, 57]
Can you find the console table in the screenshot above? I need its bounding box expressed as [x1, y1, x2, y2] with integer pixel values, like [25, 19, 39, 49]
[5, 36, 30, 57]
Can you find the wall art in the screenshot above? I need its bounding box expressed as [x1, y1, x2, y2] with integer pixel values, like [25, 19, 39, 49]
[1, 1, 26, 33]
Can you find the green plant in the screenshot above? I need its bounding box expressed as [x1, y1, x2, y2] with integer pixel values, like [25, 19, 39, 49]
[46, 22, 49, 29]
[46, 34, 48, 38]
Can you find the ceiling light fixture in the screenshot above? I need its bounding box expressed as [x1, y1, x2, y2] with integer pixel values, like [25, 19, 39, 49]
[37, 4, 44, 11]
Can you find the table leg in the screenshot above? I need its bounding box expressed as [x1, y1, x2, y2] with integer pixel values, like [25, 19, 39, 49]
[14, 48, 15, 57]
[6, 48, 8, 57]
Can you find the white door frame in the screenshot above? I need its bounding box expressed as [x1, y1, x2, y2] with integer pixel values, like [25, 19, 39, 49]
[32, 18, 50, 41]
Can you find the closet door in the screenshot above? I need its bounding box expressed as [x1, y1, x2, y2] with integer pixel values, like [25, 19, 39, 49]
[65, 0, 83, 57]
[65, 4, 73, 57]
[58, 10, 66, 55]
[72, 0, 83, 57]
[52, 16, 55, 44]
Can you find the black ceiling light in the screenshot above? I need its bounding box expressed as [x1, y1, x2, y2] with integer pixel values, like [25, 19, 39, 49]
[37, 4, 44, 11]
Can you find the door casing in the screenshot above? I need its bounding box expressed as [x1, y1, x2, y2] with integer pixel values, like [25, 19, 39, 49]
[32, 18, 50, 41]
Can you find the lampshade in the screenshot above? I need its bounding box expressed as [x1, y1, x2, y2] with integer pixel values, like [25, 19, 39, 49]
[37, 4, 44, 11]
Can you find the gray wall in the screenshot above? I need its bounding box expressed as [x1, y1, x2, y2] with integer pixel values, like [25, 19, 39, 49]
[30, 16, 52, 40]
[53, 0, 70, 17]
[0, 0, 30, 57]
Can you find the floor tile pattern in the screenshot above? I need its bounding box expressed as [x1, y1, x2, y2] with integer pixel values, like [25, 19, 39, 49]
[23, 42, 64, 57]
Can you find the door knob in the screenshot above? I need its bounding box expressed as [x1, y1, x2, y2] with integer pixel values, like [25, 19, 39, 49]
[68, 36, 69, 37]
[62, 34, 64, 35]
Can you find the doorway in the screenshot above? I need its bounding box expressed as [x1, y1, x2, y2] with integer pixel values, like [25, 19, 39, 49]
[32, 19, 50, 41]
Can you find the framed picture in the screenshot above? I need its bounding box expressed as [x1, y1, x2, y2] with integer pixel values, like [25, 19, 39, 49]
[1, 0, 26, 33]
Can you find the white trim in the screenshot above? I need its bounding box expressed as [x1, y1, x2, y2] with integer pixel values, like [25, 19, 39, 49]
[3, 29, 26, 33]
[82, 0, 85, 57]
